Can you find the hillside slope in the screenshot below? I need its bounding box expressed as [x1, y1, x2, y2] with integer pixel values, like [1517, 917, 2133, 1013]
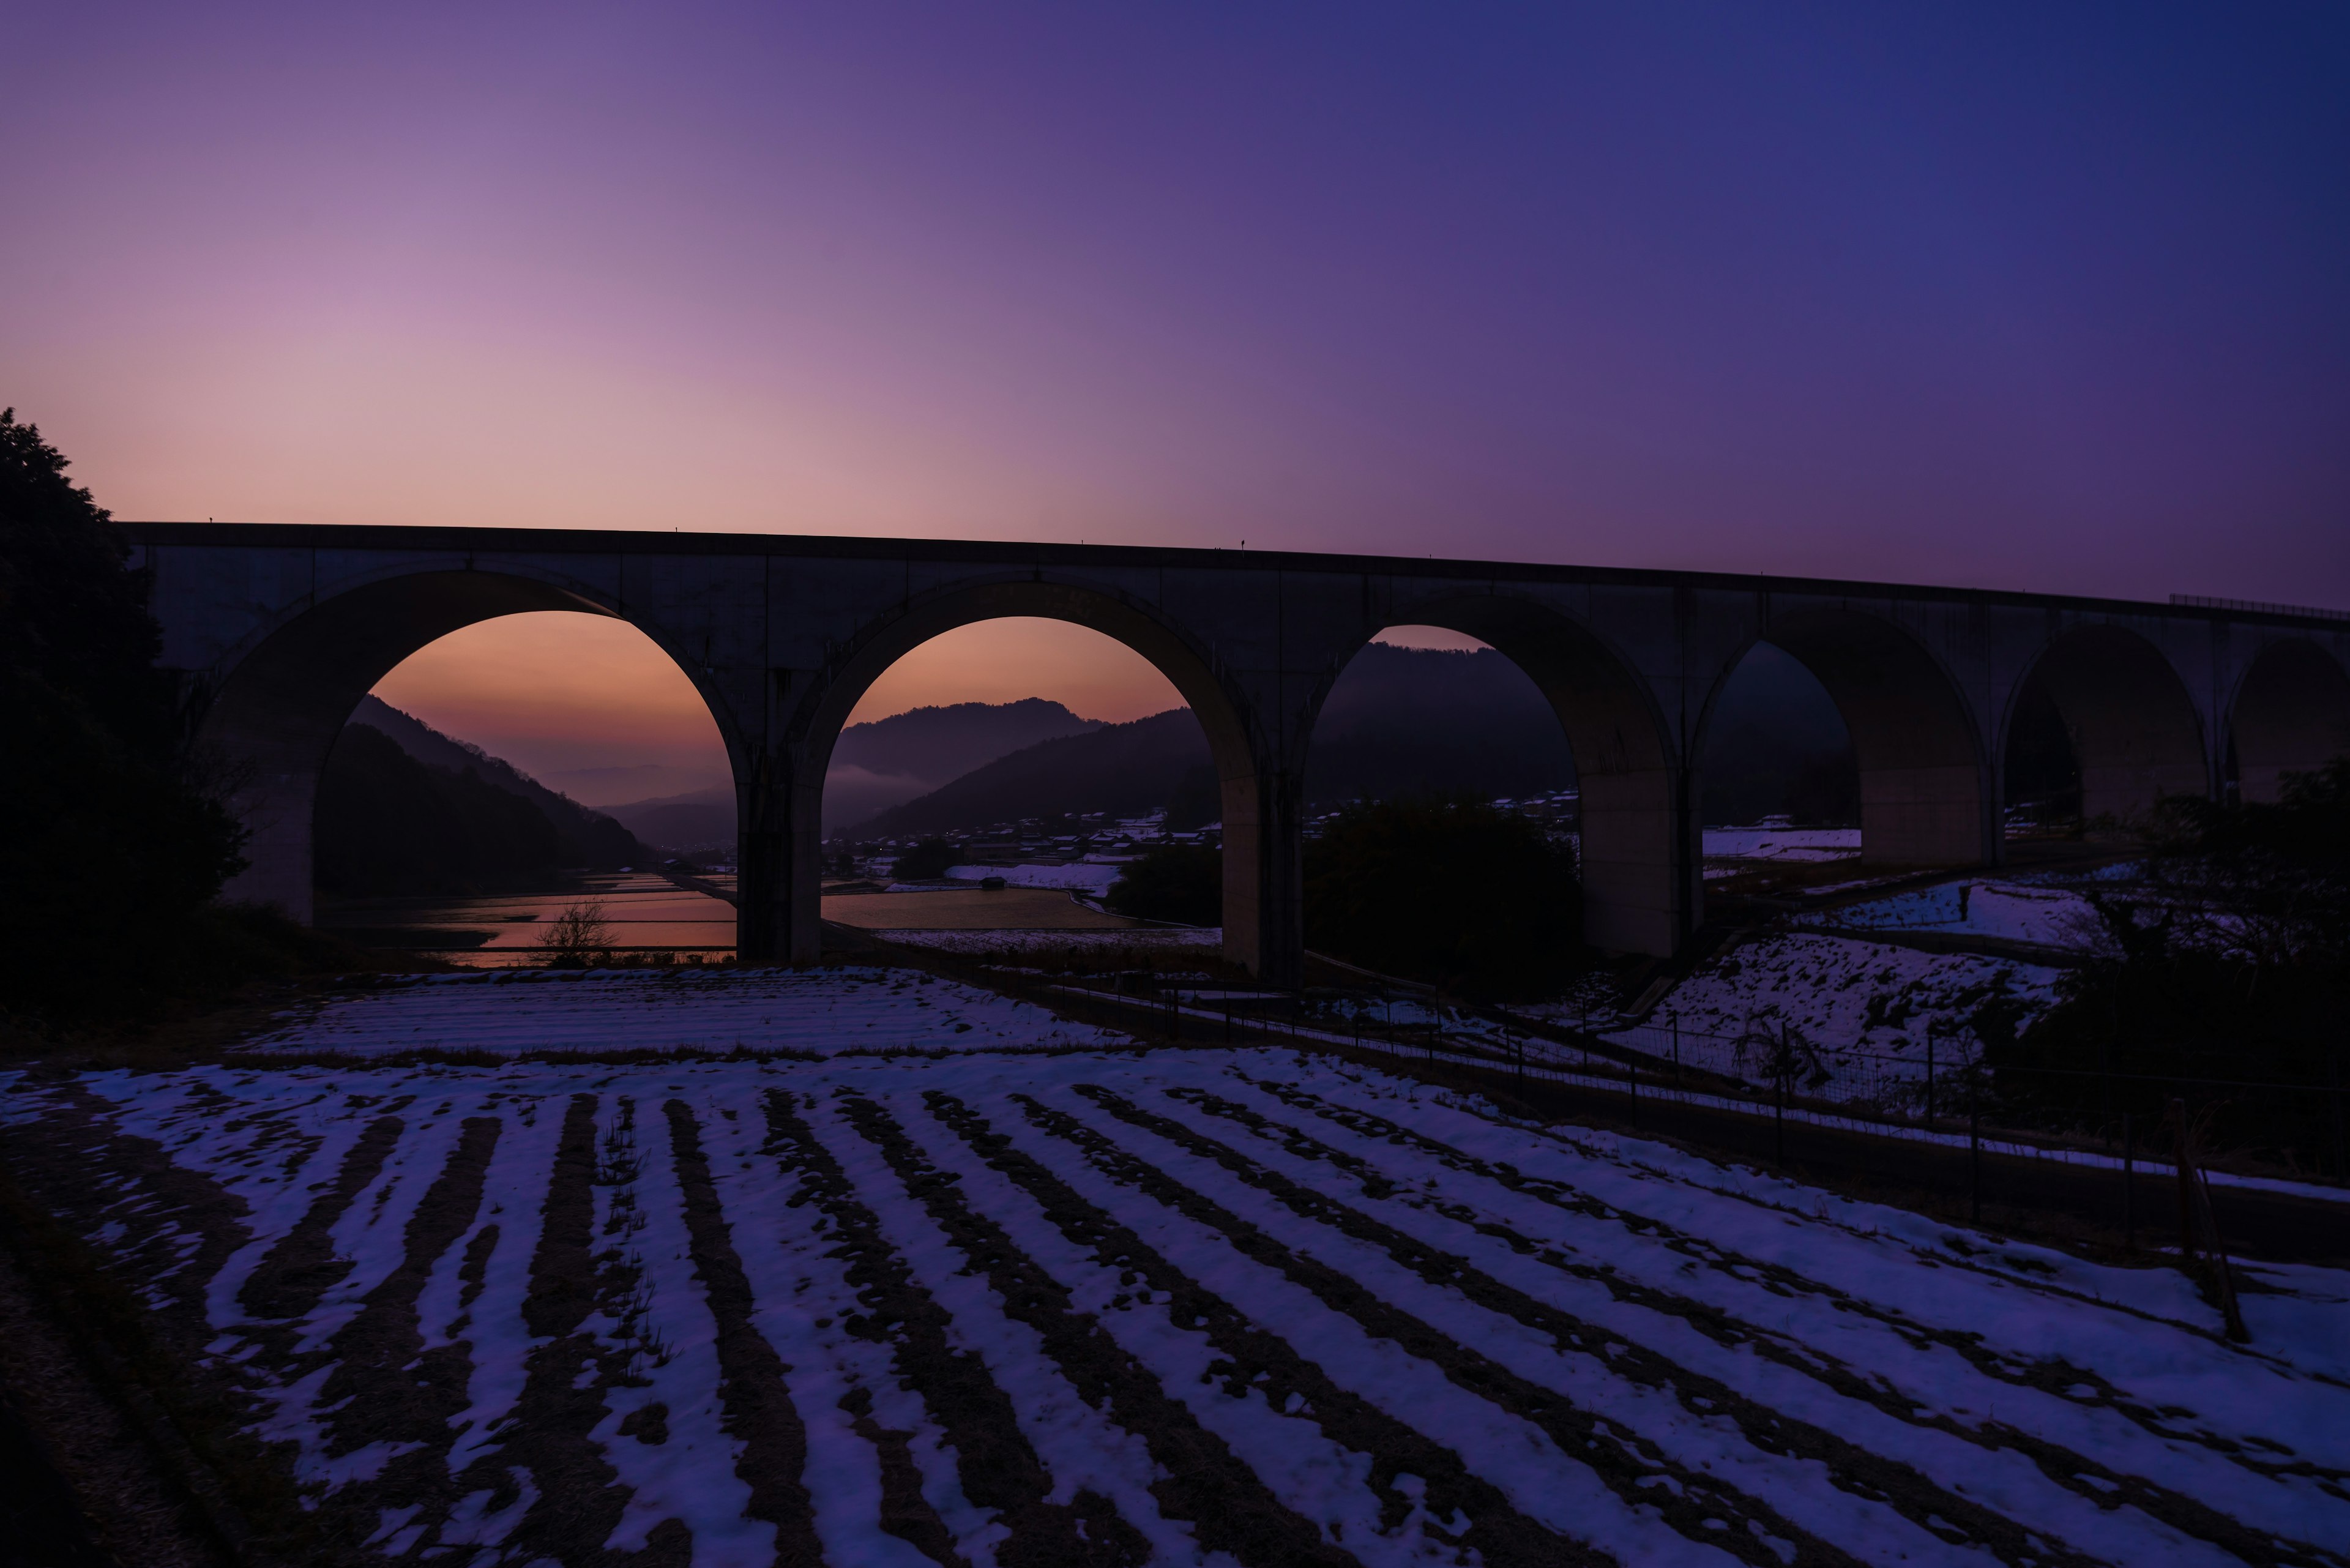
[347, 696, 642, 866]
[857, 709, 1208, 836]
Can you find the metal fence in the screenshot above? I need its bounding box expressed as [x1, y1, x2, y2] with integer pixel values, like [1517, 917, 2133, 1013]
[1015, 969, 2350, 1188]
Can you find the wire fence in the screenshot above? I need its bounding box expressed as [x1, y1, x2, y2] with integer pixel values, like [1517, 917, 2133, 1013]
[1013, 969, 2350, 1188]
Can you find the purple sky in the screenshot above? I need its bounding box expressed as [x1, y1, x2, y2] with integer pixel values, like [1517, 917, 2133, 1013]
[7, 4, 2344, 608]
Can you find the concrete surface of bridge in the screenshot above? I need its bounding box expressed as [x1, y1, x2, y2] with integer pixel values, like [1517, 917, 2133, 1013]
[124, 523, 2350, 982]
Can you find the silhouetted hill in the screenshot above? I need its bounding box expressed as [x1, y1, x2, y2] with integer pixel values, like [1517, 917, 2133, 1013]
[316, 723, 643, 895]
[857, 710, 1207, 836]
[1303, 644, 1576, 807]
[348, 696, 643, 865]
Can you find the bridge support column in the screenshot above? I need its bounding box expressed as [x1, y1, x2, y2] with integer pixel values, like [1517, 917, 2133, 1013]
[736, 752, 826, 965]
[1221, 764, 1304, 988]
[1576, 766, 1690, 957]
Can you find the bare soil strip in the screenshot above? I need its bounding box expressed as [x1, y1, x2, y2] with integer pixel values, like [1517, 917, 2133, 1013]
[1244, 1074, 2350, 1567]
[660, 1099, 829, 1566]
[465, 1092, 687, 1567]
[759, 1088, 1136, 1567]
[1049, 1085, 1857, 1568]
[308, 1116, 501, 1536]
[918, 1088, 1595, 1568]
[236, 1113, 406, 1327]
[1157, 1082, 2122, 1567]
[843, 1091, 1358, 1568]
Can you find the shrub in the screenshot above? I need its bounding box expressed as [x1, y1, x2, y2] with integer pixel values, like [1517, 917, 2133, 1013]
[1106, 843, 1222, 925]
[537, 901, 616, 968]
[1304, 795, 1584, 999]
[892, 838, 961, 881]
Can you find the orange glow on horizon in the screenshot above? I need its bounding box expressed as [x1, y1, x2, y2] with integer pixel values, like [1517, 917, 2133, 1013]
[843, 618, 1185, 726]
[368, 612, 1192, 804]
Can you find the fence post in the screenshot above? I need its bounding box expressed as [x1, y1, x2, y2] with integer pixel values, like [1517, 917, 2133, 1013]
[1969, 1098, 1982, 1224]
[1925, 1029, 1936, 1127]
[2122, 1110, 2135, 1252]
[2333, 1051, 2346, 1184]
[1671, 1011, 1681, 1085]
[1775, 1070, 1786, 1166]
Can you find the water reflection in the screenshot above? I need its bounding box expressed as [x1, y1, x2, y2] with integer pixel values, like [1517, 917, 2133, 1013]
[318, 871, 735, 967]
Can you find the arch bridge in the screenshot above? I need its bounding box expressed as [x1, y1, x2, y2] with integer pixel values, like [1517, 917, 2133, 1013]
[125, 523, 2350, 984]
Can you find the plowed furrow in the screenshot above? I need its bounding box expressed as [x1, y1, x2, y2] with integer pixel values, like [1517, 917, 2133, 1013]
[1047, 1085, 1865, 1568]
[235, 1113, 405, 1327]
[1245, 1075, 2350, 1518]
[838, 1091, 1365, 1568]
[315, 1113, 501, 1510]
[1168, 1082, 2322, 1567]
[917, 1088, 1608, 1568]
[662, 1099, 827, 1566]
[760, 1089, 1141, 1567]
[458, 1093, 655, 1565]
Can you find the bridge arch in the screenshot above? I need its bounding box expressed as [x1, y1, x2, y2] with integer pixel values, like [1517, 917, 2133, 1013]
[196, 568, 747, 922]
[2229, 638, 2350, 803]
[774, 577, 1273, 973]
[1724, 610, 1991, 866]
[2003, 625, 2207, 826]
[1305, 592, 1684, 957]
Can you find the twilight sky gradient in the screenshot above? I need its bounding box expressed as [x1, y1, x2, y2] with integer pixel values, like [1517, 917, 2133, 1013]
[9, 5, 2348, 786]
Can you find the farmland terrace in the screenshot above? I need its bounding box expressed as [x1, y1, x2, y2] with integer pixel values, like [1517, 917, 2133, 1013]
[2, 966, 2345, 1567]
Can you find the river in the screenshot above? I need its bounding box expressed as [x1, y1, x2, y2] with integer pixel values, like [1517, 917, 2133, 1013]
[316, 870, 736, 967]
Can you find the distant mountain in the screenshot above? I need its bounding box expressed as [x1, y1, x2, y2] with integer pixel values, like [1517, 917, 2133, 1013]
[856, 710, 1207, 838]
[602, 786, 734, 853]
[602, 698, 1103, 848]
[345, 697, 643, 865]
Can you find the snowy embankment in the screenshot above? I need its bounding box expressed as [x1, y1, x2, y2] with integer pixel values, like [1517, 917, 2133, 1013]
[1613, 931, 2065, 1092]
[1796, 879, 2112, 952]
[4, 1008, 2344, 1564]
[238, 966, 1132, 1058]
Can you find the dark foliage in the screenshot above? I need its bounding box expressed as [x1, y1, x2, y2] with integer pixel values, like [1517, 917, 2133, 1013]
[1164, 764, 1220, 831]
[1105, 843, 1221, 926]
[892, 838, 963, 880]
[1993, 760, 2350, 1171]
[314, 725, 572, 895]
[1304, 795, 1585, 999]
[0, 409, 248, 1015]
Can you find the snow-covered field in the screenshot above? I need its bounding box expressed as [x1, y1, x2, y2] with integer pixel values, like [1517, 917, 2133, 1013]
[6, 1029, 2344, 1566]
[1699, 827, 1862, 862]
[238, 966, 1132, 1058]
[1613, 933, 2067, 1096]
